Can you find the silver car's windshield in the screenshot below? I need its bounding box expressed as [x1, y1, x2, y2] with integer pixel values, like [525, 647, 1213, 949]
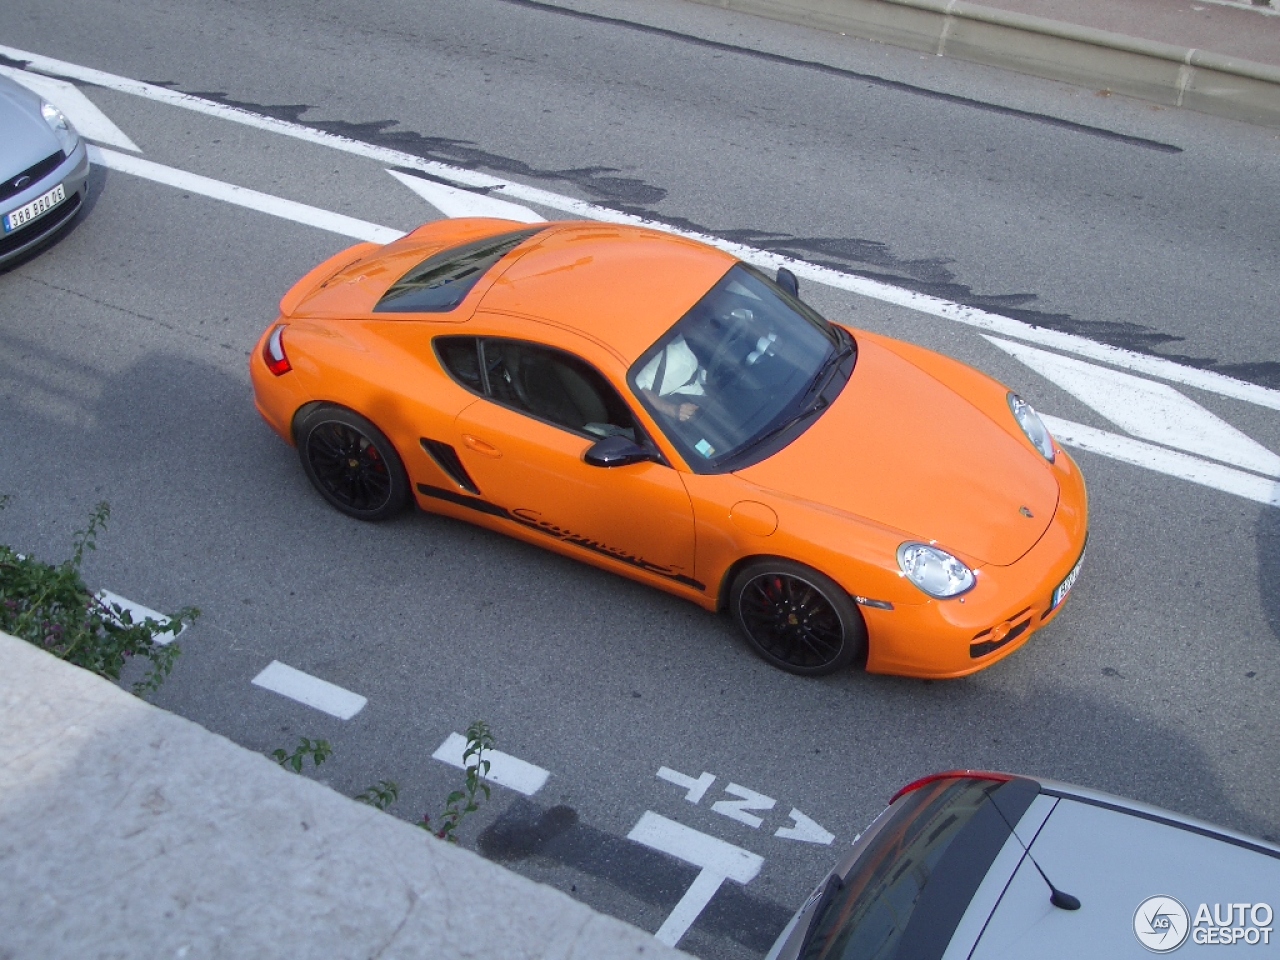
[628, 264, 844, 472]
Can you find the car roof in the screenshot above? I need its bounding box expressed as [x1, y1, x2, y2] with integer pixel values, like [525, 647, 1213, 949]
[477, 222, 737, 364]
[963, 789, 1280, 958]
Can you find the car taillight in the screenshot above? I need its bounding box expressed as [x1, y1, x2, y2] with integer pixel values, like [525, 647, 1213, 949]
[263, 324, 291, 375]
[890, 770, 1012, 806]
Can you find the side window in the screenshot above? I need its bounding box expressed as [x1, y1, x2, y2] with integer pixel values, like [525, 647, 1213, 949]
[434, 336, 483, 392]
[481, 339, 638, 441]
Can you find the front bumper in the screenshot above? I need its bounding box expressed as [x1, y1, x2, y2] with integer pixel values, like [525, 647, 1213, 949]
[0, 140, 90, 266]
[863, 449, 1089, 678]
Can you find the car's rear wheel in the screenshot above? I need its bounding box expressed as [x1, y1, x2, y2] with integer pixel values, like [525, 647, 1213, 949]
[729, 560, 866, 675]
[295, 406, 409, 521]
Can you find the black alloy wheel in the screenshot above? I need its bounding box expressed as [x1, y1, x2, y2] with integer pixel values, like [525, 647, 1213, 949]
[295, 406, 410, 521]
[730, 559, 865, 676]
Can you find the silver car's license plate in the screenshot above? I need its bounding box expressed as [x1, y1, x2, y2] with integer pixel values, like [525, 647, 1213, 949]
[1052, 551, 1085, 610]
[4, 183, 65, 233]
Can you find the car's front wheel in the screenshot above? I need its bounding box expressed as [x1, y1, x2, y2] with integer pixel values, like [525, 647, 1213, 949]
[729, 559, 866, 676]
[295, 405, 410, 521]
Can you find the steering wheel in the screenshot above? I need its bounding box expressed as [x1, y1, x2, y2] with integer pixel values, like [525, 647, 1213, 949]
[705, 311, 757, 388]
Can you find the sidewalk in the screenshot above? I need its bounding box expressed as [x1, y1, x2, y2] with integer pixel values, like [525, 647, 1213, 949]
[692, 0, 1280, 125]
[0, 632, 686, 960]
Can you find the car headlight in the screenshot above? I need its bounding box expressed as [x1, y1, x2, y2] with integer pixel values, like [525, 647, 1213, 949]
[1008, 393, 1055, 462]
[41, 101, 79, 155]
[897, 543, 975, 598]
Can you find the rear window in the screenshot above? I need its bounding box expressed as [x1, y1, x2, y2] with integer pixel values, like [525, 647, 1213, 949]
[374, 227, 544, 314]
[801, 776, 1037, 960]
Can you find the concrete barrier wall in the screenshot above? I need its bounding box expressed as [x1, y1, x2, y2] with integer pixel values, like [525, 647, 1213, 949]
[0, 632, 686, 960]
[687, 0, 1280, 127]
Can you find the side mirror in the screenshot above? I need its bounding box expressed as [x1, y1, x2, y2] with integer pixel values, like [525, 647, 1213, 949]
[584, 434, 655, 468]
[776, 267, 800, 299]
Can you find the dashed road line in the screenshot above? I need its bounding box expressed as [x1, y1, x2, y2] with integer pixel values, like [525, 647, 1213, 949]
[431, 731, 550, 796]
[250, 660, 368, 719]
[6, 43, 1278, 413]
[628, 811, 764, 947]
[95, 590, 183, 645]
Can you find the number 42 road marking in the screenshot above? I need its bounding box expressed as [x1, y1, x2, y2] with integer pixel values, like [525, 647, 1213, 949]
[657, 766, 835, 845]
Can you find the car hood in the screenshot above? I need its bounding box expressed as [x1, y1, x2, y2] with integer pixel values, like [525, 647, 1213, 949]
[0, 77, 60, 176]
[735, 338, 1059, 566]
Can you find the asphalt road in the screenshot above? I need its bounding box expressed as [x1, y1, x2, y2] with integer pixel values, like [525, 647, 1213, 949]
[1, 1, 1278, 957]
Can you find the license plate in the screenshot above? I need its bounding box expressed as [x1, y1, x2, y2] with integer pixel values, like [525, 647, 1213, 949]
[1052, 551, 1085, 610]
[4, 183, 65, 233]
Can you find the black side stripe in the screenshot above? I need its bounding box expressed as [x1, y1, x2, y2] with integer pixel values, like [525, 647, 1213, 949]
[417, 483, 508, 518]
[415, 483, 704, 591]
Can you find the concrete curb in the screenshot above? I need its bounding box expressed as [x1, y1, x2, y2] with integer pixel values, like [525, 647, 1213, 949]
[688, 0, 1280, 126]
[0, 632, 686, 960]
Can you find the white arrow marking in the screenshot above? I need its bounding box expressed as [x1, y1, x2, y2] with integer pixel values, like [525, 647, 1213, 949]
[0, 66, 140, 152]
[387, 169, 544, 223]
[627, 811, 763, 947]
[711, 783, 777, 829]
[250, 661, 366, 719]
[657, 766, 716, 804]
[87, 145, 403, 244]
[94, 590, 182, 645]
[1043, 415, 1280, 508]
[431, 732, 549, 796]
[989, 336, 1280, 477]
[4, 45, 1279, 414]
[774, 808, 835, 845]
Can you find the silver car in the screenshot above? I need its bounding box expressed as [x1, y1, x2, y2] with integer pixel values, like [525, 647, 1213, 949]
[0, 72, 90, 267]
[768, 771, 1279, 958]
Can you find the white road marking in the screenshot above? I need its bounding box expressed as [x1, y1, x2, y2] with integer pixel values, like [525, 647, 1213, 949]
[774, 809, 835, 846]
[86, 145, 403, 244]
[6, 45, 1278, 413]
[0, 66, 141, 152]
[990, 337, 1280, 477]
[250, 660, 367, 719]
[657, 766, 716, 804]
[431, 731, 549, 796]
[94, 590, 181, 645]
[387, 169, 545, 223]
[1044, 415, 1280, 508]
[627, 811, 763, 947]
[711, 783, 777, 829]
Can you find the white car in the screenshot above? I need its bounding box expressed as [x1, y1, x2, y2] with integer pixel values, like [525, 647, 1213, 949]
[0, 72, 90, 267]
[768, 771, 1279, 958]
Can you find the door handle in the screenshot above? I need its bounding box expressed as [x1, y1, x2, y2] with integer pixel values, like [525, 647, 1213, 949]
[461, 434, 502, 458]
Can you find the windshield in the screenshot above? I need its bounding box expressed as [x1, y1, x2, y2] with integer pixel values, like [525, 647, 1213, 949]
[799, 777, 1037, 960]
[628, 264, 845, 472]
[375, 228, 544, 313]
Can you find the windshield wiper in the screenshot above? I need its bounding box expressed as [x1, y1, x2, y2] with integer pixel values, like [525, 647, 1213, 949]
[732, 395, 829, 458]
[728, 332, 852, 461]
[800, 329, 855, 410]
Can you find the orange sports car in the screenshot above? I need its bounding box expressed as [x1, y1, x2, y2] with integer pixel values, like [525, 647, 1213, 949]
[251, 219, 1087, 678]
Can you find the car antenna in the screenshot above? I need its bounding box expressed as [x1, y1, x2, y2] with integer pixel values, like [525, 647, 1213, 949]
[986, 794, 1081, 911]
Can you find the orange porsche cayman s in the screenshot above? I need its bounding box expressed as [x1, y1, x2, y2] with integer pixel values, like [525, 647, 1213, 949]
[251, 219, 1087, 678]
